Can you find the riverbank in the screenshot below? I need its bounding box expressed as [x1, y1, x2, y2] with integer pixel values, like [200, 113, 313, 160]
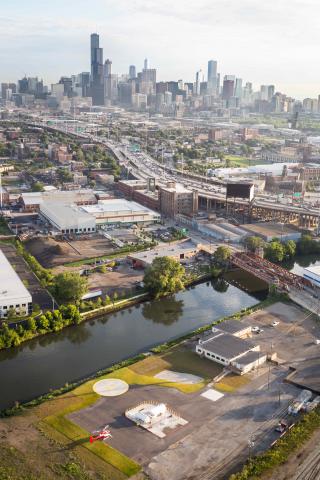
[0, 270, 216, 352]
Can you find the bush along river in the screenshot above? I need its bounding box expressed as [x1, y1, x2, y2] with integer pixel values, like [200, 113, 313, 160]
[0, 276, 267, 410]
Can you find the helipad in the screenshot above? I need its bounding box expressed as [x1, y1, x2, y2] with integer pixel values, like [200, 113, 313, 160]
[93, 379, 129, 397]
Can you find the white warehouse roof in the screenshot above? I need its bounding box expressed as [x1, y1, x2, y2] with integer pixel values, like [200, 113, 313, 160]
[82, 199, 159, 215]
[40, 202, 96, 232]
[81, 199, 160, 224]
[0, 250, 32, 305]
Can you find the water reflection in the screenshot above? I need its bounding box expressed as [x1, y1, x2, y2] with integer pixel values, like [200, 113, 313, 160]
[142, 297, 184, 325]
[211, 277, 229, 293]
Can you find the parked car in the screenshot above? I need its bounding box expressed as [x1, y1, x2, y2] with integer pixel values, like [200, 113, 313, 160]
[252, 326, 260, 332]
[275, 420, 287, 433]
[271, 321, 279, 327]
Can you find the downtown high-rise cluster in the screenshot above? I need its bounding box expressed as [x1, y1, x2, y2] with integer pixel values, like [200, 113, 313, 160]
[1, 33, 320, 117]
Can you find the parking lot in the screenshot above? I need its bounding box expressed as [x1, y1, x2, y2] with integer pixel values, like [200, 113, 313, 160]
[242, 302, 320, 364]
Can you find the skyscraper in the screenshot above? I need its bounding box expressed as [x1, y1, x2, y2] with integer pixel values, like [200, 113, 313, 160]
[207, 60, 218, 94]
[195, 70, 202, 96]
[222, 76, 235, 100]
[129, 65, 136, 79]
[235, 78, 243, 98]
[90, 33, 104, 106]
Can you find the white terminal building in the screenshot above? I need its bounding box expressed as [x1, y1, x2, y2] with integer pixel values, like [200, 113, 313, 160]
[0, 249, 32, 318]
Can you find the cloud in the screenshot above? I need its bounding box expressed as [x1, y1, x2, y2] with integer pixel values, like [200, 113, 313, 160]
[0, 0, 319, 98]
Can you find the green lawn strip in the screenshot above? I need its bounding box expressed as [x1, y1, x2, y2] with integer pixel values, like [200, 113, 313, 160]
[45, 415, 140, 477]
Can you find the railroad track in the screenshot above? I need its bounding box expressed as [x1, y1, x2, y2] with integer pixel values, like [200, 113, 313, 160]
[293, 448, 320, 480]
[196, 401, 292, 480]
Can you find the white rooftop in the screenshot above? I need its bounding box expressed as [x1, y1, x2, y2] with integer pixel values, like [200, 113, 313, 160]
[304, 265, 320, 276]
[81, 198, 159, 215]
[0, 250, 32, 304]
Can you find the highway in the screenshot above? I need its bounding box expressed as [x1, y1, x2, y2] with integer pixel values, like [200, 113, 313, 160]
[27, 116, 320, 222]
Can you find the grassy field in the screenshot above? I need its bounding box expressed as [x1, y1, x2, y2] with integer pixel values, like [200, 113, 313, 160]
[225, 155, 266, 167]
[215, 373, 251, 392]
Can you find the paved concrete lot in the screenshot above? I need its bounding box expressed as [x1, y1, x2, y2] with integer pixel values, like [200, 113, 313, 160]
[69, 302, 318, 480]
[69, 371, 299, 479]
[243, 302, 320, 364]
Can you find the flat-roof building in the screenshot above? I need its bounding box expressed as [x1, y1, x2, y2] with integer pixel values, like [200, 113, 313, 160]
[21, 189, 97, 212]
[0, 249, 32, 318]
[196, 320, 267, 375]
[81, 199, 160, 226]
[40, 203, 96, 234]
[159, 182, 198, 217]
[303, 266, 320, 288]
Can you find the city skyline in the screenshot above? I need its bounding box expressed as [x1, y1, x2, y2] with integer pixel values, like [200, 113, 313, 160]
[0, 0, 319, 99]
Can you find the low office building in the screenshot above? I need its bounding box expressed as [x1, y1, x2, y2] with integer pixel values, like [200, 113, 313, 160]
[0, 249, 32, 318]
[212, 319, 252, 339]
[196, 320, 267, 375]
[81, 199, 160, 226]
[40, 202, 96, 234]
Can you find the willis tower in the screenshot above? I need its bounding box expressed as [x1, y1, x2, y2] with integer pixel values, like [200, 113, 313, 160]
[90, 33, 104, 106]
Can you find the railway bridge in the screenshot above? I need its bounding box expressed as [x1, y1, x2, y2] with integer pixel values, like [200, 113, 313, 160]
[231, 252, 312, 292]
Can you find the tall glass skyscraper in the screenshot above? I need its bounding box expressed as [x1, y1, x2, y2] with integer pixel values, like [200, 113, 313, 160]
[207, 60, 218, 95]
[90, 33, 104, 105]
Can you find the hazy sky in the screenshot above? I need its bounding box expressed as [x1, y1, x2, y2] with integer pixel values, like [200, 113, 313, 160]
[0, 0, 319, 99]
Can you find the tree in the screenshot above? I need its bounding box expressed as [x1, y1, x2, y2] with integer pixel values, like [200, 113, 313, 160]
[264, 241, 285, 263]
[143, 256, 185, 298]
[52, 272, 88, 304]
[284, 240, 296, 258]
[212, 246, 232, 266]
[243, 236, 264, 253]
[32, 181, 44, 192]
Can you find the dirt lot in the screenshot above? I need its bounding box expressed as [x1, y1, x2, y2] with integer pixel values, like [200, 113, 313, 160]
[87, 264, 143, 296]
[0, 242, 53, 310]
[0, 412, 125, 480]
[25, 234, 117, 268]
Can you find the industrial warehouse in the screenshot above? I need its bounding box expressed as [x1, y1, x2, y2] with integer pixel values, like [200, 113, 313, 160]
[0, 249, 32, 318]
[38, 198, 160, 233]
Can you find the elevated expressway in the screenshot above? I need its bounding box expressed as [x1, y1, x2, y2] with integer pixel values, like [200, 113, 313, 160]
[28, 119, 320, 228]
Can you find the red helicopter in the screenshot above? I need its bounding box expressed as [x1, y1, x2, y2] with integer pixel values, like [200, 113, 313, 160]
[89, 425, 112, 443]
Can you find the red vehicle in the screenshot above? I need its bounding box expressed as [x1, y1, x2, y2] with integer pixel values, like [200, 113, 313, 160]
[90, 425, 112, 443]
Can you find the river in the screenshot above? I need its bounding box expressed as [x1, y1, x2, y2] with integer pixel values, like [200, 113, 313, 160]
[0, 279, 265, 410]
